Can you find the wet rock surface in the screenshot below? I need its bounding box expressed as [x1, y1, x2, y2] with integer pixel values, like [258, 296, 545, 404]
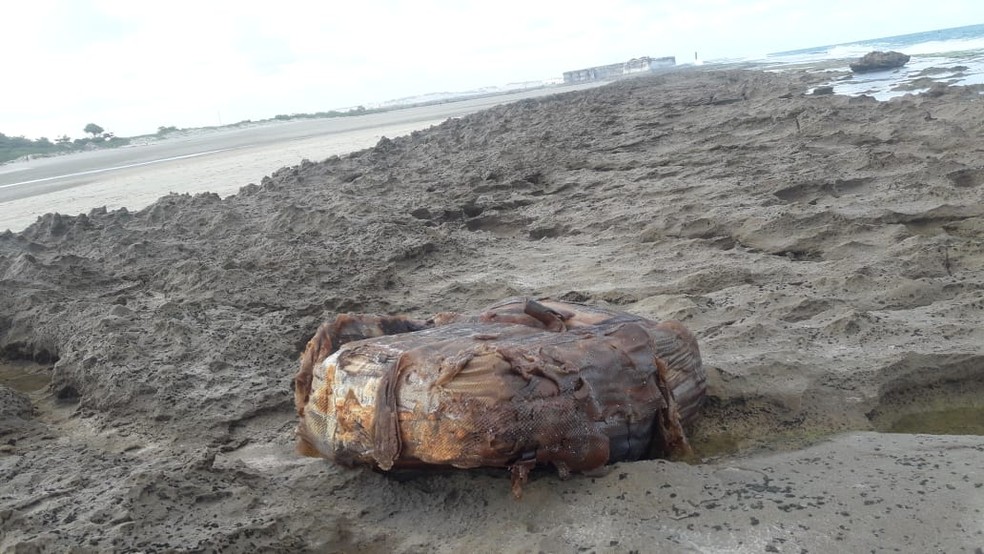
[850, 50, 911, 73]
[0, 385, 33, 421]
[1, 69, 982, 551]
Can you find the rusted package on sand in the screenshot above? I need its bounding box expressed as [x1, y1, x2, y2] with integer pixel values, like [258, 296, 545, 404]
[294, 297, 706, 496]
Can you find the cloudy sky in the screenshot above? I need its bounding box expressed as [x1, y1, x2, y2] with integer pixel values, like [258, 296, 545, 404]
[3, 0, 982, 139]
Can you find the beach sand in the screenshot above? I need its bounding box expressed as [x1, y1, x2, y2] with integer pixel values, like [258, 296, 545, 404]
[1, 69, 982, 552]
[0, 119, 450, 232]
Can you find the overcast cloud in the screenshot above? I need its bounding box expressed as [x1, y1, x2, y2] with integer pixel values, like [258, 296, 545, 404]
[3, 0, 982, 138]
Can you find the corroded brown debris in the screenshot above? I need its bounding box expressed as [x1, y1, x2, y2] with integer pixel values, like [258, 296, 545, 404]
[295, 297, 706, 496]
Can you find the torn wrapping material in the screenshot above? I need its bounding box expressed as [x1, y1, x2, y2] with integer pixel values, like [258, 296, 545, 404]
[295, 297, 706, 496]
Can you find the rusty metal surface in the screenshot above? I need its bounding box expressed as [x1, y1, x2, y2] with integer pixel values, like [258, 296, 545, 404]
[294, 297, 706, 496]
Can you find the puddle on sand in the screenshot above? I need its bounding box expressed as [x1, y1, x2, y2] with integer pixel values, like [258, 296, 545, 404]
[688, 428, 840, 461]
[0, 360, 52, 394]
[689, 432, 743, 459]
[881, 406, 984, 435]
[691, 404, 984, 462]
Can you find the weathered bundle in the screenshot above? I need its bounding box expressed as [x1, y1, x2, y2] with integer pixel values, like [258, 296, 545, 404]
[294, 297, 706, 496]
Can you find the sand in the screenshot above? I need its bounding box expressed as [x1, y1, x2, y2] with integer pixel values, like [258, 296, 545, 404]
[0, 119, 448, 233]
[1, 69, 982, 552]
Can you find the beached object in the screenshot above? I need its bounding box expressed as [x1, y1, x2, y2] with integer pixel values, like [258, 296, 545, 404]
[294, 297, 706, 497]
[850, 50, 910, 73]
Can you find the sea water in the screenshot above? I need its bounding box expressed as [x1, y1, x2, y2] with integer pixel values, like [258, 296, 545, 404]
[731, 23, 984, 99]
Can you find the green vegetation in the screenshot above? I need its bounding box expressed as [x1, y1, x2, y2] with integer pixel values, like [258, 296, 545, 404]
[0, 133, 62, 164]
[83, 123, 105, 137]
[271, 105, 381, 121]
[1, 123, 130, 164]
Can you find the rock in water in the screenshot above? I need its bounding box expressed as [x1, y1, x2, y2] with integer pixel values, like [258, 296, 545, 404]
[294, 297, 706, 497]
[850, 50, 911, 73]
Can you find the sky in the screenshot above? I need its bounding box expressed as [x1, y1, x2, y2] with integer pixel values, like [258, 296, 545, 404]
[3, 0, 983, 140]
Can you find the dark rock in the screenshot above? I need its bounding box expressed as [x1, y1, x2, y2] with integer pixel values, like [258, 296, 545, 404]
[0, 384, 33, 420]
[924, 82, 950, 98]
[850, 51, 910, 73]
[811, 86, 835, 96]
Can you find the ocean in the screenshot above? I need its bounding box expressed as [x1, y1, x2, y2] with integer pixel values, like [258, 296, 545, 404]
[737, 23, 984, 99]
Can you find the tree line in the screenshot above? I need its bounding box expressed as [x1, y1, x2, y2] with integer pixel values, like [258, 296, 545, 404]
[2, 106, 398, 164]
[0, 123, 131, 164]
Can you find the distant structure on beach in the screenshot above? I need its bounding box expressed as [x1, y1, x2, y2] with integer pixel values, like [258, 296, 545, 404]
[563, 56, 676, 84]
